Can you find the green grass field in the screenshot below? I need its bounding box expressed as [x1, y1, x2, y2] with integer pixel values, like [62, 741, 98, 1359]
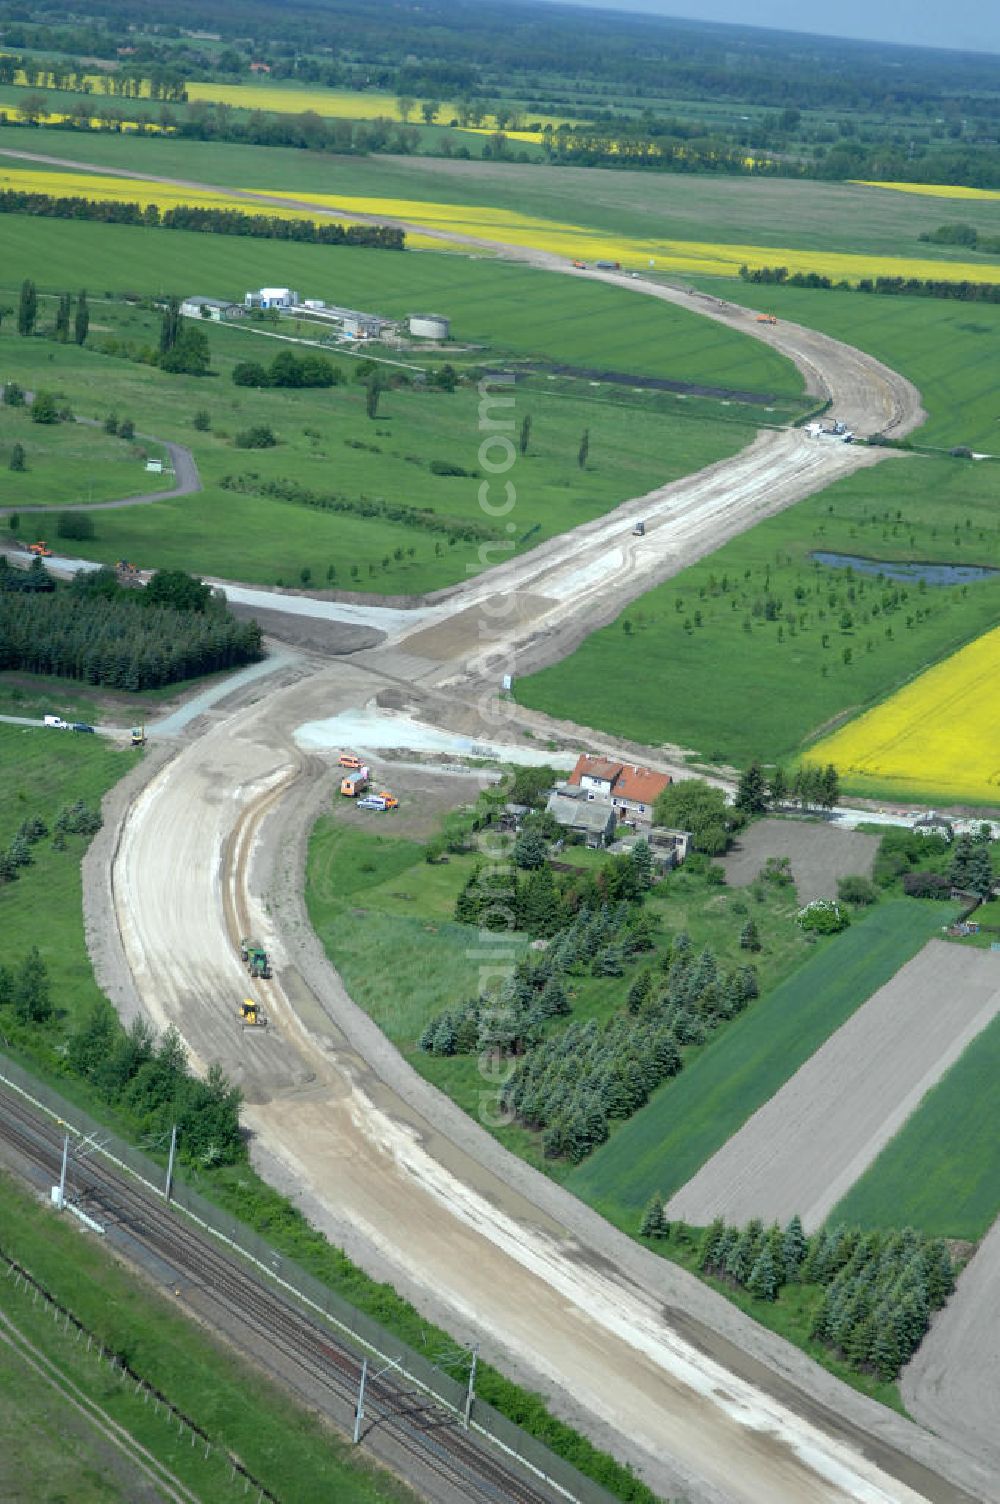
[567, 901, 955, 1223]
[2, 124, 998, 266]
[0, 307, 758, 590]
[516, 454, 1000, 765]
[0, 215, 802, 396]
[0, 1170, 419, 1503]
[830, 1009, 1000, 1240]
[0, 402, 169, 509]
[306, 812, 812, 1173]
[0, 722, 137, 1029]
[696, 277, 1000, 450]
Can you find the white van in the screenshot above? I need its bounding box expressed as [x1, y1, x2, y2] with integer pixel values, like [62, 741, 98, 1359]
[43, 715, 68, 729]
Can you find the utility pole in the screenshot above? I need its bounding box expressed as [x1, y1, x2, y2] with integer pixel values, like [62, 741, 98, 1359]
[353, 1358, 368, 1444]
[463, 1345, 479, 1430]
[164, 1124, 177, 1203]
[55, 1133, 69, 1210]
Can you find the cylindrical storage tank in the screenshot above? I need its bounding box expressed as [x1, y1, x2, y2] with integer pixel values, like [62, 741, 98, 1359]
[408, 313, 450, 340]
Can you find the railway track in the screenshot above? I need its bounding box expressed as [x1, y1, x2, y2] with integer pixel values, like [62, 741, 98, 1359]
[0, 1085, 579, 1504]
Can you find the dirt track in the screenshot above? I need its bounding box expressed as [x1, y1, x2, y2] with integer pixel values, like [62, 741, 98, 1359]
[667, 941, 1000, 1231]
[58, 158, 998, 1503]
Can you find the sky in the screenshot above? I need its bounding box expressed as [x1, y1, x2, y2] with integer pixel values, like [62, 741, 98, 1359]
[538, 0, 999, 55]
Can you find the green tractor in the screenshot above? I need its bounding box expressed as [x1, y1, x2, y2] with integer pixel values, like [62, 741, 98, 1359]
[240, 938, 271, 980]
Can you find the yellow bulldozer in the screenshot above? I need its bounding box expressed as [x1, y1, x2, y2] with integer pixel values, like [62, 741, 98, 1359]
[238, 998, 266, 1029]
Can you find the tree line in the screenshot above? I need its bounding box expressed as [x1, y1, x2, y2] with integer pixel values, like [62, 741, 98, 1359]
[220, 472, 501, 544]
[233, 352, 342, 389]
[740, 262, 1000, 304]
[689, 1216, 955, 1380]
[0, 565, 262, 691]
[0, 190, 405, 250]
[420, 837, 763, 1162]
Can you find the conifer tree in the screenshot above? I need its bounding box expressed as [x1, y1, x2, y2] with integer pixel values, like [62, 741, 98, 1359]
[74, 288, 89, 345]
[639, 1193, 665, 1239]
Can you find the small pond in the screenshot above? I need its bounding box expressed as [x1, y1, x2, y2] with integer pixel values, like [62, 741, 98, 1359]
[810, 551, 999, 587]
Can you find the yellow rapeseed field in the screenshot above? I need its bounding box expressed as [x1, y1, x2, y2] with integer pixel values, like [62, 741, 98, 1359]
[3, 162, 999, 287]
[185, 82, 572, 131]
[811, 627, 1000, 804]
[853, 180, 1000, 202]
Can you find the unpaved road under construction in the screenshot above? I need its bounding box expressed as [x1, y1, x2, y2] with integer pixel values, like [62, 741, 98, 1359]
[87, 226, 998, 1504]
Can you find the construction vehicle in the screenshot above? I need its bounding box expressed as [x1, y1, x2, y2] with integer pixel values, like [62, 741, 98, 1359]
[240, 938, 272, 979]
[571, 259, 586, 269]
[755, 314, 777, 325]
[130, 726, 146, 748]
[115, 559, 141, 586]
[28, 541, 52, 556]
[238, 998, 266, 1029]
[338, 752, 363, 769]
[340, 764, 370, 797]
[632, 521, 646, 537]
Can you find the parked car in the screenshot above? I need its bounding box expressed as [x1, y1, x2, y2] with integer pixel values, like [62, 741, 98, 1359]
[72, 722, 95, 734]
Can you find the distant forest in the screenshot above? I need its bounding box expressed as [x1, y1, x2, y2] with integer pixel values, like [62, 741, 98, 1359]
[0, 0, 997, 186]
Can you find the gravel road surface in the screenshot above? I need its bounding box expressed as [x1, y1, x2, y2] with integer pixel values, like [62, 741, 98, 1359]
[667, 942, 1000, 1230]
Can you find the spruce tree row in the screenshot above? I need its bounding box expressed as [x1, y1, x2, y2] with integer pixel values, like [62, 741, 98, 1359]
[693, 1216, 954, 1380]
[0, 590, 262, 690]
[420, 836, 760, 1161]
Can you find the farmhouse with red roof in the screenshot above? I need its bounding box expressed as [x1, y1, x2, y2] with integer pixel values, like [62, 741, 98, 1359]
[566, 754, 671, 825]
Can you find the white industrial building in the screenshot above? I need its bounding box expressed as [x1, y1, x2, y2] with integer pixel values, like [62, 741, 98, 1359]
[244, 287, 301, 311]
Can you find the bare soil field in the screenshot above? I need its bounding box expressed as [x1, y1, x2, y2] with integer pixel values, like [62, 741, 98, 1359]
[903, 1212, 1000, 1482]
[667, 941, 1000, 1231]
[721, 817, 878, 904]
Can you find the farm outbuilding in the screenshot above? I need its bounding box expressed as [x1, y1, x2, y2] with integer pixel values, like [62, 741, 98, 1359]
[180, 296, 243, 321]
[408, 313, 450, 340]
[546, 789, 617, 848]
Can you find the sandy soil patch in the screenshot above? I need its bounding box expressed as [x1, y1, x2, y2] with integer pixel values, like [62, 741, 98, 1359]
[668, 941, 1000, 1230]
[721, 817, 878, 905]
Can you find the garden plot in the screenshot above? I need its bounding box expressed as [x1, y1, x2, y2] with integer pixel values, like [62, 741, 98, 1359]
[667, 940, 1000, 1231]
[720, 818, 878, 905]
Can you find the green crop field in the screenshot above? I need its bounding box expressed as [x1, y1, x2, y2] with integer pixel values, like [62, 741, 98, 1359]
[0, 308, 758, 590]
[831, 1008, 1000, 1240]
[696, 277, 1000, 451]
[0, 402, 170, 509]
[0, 215, 802, 396]
[516, 454, 1000, 765]
[567, 901, 956, 1224]
[2, 124, 999, 267]
[0, 1170, 420, 1503]
[0, 725, 136, 1031]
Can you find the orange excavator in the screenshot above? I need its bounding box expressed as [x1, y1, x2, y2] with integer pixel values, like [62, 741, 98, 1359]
[28, 541, 52, 556]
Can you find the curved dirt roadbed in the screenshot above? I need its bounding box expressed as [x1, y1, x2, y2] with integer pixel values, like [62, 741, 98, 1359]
[903, 1220, 1000, 1484]
[0, 146, 925, 441]
[99, 665, 996, 1504]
